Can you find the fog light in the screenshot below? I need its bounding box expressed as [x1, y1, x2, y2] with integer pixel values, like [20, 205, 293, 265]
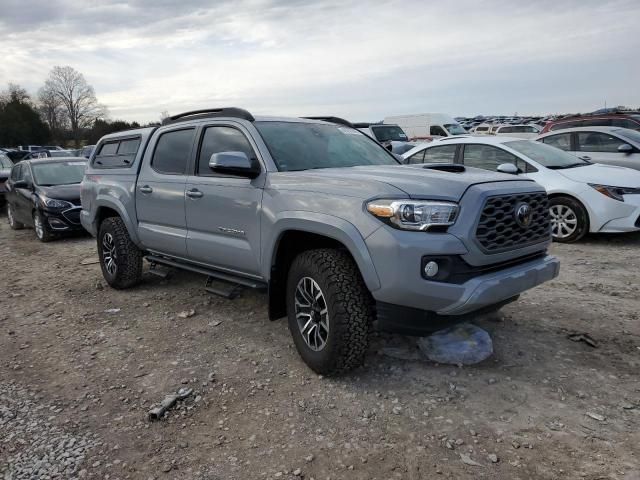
[424, 261, 439, 278]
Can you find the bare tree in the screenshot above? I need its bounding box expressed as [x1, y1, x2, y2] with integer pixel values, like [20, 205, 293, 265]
[41, 66, 105, 146]
[37, 86, 67, 140]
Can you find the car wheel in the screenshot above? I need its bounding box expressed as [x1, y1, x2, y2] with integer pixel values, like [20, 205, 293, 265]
[549, 196, 588, 243]
[33, 211, 53, 242]
[7, 204, 24, 230]
[286, 249, 373, 375]
[98, 217, 143, 289]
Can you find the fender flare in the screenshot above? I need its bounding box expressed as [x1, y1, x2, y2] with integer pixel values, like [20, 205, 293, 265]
[264, 211, 381, 292]
[93, 196, 142, 245]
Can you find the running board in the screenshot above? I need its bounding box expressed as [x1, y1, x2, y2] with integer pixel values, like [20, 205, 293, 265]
[205, 276, 243, 299]
[145, 255, 267, 289]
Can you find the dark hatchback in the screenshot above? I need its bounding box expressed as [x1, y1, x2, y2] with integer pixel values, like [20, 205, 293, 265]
[5, 158, 87, 242]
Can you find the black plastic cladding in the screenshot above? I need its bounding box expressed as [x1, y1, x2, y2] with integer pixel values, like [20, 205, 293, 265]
[475, 192, 550, 253]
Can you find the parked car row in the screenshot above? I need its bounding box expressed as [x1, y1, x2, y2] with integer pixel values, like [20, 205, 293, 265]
[403, 133, 640, 242]
[5, 107, 563, 375]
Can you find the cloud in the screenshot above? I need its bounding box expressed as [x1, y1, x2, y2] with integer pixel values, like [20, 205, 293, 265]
[1, 0, 638, 122]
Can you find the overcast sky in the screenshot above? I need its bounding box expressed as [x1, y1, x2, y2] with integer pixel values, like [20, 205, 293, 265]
[1, 0, 638, 123]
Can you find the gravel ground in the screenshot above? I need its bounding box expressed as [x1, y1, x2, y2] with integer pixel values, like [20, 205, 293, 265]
[1, 215, 639, 479]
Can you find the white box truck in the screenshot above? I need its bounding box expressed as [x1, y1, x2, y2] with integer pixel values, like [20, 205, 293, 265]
[383, 113, 467, 140]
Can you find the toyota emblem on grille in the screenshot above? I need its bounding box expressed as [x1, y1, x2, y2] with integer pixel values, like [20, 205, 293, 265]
[514, 202, 533, 228]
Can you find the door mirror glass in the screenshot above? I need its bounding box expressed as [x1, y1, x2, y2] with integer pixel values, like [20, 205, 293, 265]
[496, 163, 518, 175]
[209, 151, 259, 178]
[618, 143, 633, 154]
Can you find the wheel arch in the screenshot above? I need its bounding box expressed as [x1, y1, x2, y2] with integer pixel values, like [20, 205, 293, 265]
[265, 215, 380, 321]
[547, 192, 591, 233]
[94, 200, 141, 245]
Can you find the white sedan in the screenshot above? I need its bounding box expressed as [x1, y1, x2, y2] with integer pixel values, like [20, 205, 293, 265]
[402, 136, 640, 242]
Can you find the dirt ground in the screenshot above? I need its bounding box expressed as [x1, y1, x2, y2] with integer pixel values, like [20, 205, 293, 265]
[1, 214, 639, 480]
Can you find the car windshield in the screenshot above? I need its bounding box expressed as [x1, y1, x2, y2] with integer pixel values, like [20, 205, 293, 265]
[444, 123, 467, 135]
[370, 125, 408, 142]
[255, 121, 399, 171]
[31, 161, 87, 186]
[616, 128, 640, 143]
[0, 154, 12, 168]
[507, 140, 588, 169]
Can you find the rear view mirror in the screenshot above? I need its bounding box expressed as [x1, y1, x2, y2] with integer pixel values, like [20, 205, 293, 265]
[209, 151, 260, 178]
[497, 163, 518, 175]
[618, 144, 633, 154]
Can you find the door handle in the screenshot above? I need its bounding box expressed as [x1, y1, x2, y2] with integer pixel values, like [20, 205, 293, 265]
[579, 155, 591, 161]
[139, 185, 153, 194]
[186, 189, 203, 199]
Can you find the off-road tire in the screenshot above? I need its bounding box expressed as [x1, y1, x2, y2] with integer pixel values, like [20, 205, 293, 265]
[7, 204, 24, 230]
[550, 196, 588, 243]
[33, 211, 53, 242]
[286, 248, 373, 375]
[98, 217, 143, 289]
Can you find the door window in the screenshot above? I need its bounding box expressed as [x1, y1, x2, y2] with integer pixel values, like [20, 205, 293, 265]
[197, 126, 256, 176]
[423, 145, 457, 163]
[22, 165, 33, 184]
[151, 128, 195, 175]
[406, 150, 425, 164]
[577, 132, 629, 153]
[10, 163, 22, 181]
[462, 144, 519, 171]
[430, 126, 447, 136]
[611, 119, 639, 129]
[541, 133, 572, 151]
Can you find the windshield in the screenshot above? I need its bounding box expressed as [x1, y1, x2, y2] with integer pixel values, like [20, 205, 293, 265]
[0, 154, 12, 168]
[370, 125, 408, 142]
[31, 161, 87, 186]
[507, 140, 588, 169]
[444, 123, 467, 135]
[255, 121, 399, 171]
[616, 129, 640, 144]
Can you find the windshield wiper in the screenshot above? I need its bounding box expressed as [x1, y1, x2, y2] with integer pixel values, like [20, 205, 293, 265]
[547, 163, 588, 170]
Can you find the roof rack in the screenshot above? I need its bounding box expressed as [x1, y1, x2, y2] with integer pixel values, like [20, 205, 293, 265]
[163, 108, 255, 125]
[303, 116, 354, 128]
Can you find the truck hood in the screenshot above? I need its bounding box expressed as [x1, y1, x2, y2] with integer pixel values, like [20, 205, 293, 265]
[268, 165, 535, 201]
[555, 163, 640, 188]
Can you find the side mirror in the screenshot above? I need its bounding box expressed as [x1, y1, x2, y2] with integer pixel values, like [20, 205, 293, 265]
[618, 144, 633, 154]
[209, 151, 260, 178]
[497, 163, 519, 175]
[14, 180, 31, 189]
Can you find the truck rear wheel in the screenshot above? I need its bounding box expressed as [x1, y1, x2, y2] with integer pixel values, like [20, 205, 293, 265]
[286, 249, 373, 375]
[98, 217, 143, 289]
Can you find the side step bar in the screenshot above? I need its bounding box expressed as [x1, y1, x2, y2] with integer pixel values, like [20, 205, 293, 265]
[146, 255, 267, 290]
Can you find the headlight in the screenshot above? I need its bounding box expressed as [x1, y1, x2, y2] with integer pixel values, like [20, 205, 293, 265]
[366, 199, 459, 231]
[589, 184, 640, 202]
[41, 197, 74, 209]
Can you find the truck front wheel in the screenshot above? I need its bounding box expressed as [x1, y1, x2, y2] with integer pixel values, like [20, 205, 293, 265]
[98, 217, 143, 289]
[286, 249, 373, 375]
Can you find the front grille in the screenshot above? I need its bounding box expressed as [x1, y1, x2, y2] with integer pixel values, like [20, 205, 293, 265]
[62, 207, 82, 225]
[475, 192, 550, 253]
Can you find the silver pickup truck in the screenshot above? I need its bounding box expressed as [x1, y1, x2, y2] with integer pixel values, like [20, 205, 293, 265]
[80, 108, 559, 375]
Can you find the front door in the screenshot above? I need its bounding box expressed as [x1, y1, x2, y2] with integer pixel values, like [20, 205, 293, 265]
[135, 127, 196, 257]
[13, 163, 35, 225]
[576, 131, 640, 169]
[185, 123, 264, 276]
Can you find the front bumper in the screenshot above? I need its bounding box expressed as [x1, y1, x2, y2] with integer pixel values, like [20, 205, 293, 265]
[364, 221, 560, 333]
[596, 194, 640, 233]
[41, 207, 86, 232]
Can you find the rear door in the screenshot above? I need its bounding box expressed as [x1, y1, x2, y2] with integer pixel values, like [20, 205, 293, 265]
[184, 122, 264, 276]
[135, 127, 196, 257]
[576, 131, 639, 168]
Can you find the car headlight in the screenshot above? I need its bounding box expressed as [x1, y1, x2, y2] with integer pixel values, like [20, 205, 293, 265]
[366, 199, 459, 231]
[589, 184, 640, 202]
[41, 197, 74, 209]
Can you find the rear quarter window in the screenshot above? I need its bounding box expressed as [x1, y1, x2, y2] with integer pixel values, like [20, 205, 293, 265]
[92, 136, 142, 168]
